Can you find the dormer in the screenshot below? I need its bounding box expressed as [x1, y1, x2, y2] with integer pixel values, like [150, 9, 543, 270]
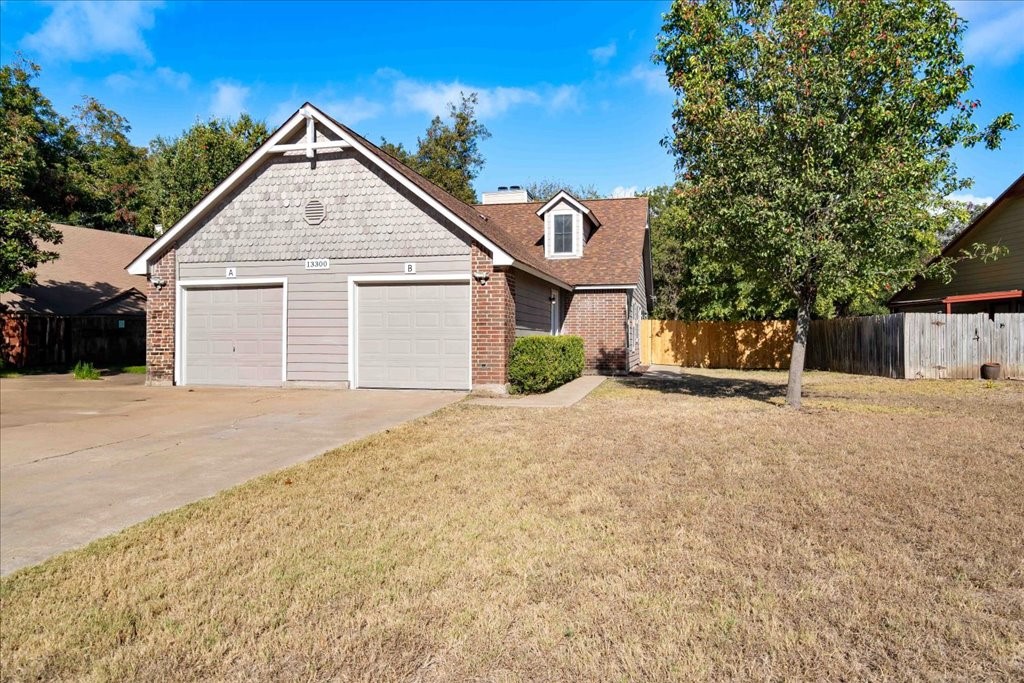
[537, 191, 601, 260]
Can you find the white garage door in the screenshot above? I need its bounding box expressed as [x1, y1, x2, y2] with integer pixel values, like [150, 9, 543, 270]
[185, 286, 283, 386]
[356, 282, 470, 389]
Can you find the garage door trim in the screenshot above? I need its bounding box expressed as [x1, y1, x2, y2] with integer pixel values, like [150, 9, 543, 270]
[348, 273, 472, 390]
[176, 277, 288, 386]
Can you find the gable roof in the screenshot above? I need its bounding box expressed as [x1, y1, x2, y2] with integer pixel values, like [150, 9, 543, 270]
[1, 224, 153, 316]
[535, 190, 602, 227]
[889, 173, 1024, 303]
[126, 103, 648, 291]
[477, 197, 649, 286]
[127, 103, 570, 288]
[313, 108, 574, 288]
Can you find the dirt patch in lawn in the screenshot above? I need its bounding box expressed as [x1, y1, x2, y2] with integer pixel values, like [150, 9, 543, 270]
[2, 371, 1022, 681]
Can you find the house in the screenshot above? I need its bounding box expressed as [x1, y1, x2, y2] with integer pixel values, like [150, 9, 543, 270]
[126, 103, 652, 391]
[1, 224, 153, 368]
[889, 173, 1023, 314]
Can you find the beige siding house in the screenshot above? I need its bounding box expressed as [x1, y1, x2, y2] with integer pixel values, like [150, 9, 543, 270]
[890, 174, 1023, 314]
[127, 104, 652, 391]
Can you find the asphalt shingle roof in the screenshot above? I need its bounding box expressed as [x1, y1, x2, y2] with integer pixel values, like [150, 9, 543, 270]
[1, 225, 153, 315]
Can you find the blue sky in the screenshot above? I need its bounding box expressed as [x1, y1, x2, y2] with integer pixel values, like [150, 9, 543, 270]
[1, 0, 1021, 201]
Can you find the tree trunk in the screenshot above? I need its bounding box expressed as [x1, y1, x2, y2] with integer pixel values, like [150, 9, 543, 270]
[786, 297, 812, 409]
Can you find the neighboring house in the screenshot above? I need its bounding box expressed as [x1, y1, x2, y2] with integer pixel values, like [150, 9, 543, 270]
[1, 224, 153, 367]
[889, 173, 1023, 314]
[126, 103, 652, 391]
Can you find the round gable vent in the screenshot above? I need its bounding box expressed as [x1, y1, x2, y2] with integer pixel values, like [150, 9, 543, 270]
[303, 199, 326, 225]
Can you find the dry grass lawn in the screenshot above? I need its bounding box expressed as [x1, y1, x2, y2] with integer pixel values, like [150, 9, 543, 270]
[2, 370, 1022, 681]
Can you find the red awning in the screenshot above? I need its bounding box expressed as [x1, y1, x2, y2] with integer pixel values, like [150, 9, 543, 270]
[943, 289, 1023, 314]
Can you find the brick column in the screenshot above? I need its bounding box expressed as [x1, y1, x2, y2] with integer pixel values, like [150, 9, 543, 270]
[146, 248, 176, 386]
[471, 242, 516, 392]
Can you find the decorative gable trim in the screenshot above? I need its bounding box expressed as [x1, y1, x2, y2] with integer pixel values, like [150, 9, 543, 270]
[127, 103, 514, 275]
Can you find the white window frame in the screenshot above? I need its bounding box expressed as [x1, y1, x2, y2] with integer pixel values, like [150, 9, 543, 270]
[175, 276, 289, 386]
[544, 208, 583, 259]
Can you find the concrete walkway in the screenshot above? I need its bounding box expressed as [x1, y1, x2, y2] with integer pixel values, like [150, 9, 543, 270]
[0, 374, 462, 575]
[465, 375, 605, 408]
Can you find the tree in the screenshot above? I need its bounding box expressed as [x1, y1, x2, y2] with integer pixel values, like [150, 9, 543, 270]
[0, 58, 64, 291]
[523, 180, 602, 202]
[656, 0, 1014, 408]
[646, 183, 794, 320]
[70, 97, 150, 234]
[380, 92, 490, 204]
[147, 114, 270, 229]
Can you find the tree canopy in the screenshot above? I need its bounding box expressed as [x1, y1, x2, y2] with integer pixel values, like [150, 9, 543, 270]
[147, 115, 269, 230]
[380, 92, 490, 204]
[0, 57, 271, 289]
[523, 180, 602, 202]
[646, 184, 793, 321]
[656, 0, 1014, 407]
[0, 59, 64, 292]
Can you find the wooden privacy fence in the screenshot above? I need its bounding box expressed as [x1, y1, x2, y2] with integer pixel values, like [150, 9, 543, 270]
[641, 313, 1024, 379]
[641, 319, 795, 369]
[806, 314, 904, 377]
[0, 314, 146, 368]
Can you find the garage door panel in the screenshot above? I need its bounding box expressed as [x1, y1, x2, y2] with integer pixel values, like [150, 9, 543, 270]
[186, 285, 283, 387]
[357, 282, 470, 390]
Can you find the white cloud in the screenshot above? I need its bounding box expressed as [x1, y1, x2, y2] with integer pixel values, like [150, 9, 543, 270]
[104, 65, 190, 92]
[611, 185, 638, 198]
[952, 0, 1024, 66]
[589, 41, 617, 65]
[210, 81, 250, 118]
[621, 64, 671, 95]
[388, 74, 580, 119]
[548, 85, 581, 112]
[321, 96, 385, 125]
[155, 67, 191, 90]
[394, 78, 539, 118]
[22, 1, 162, 62]
[104, 72, 137, 91]
[947, 192, 995, 206]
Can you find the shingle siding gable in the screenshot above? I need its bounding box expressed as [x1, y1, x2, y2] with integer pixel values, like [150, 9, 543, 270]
[176, 150, 471, 263]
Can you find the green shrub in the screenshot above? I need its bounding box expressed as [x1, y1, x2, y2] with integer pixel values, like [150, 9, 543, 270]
[72, 361, 101, 380]
[507, 335, 585, 394]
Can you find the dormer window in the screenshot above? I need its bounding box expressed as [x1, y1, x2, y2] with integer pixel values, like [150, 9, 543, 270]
[552, 214, 574, 254]
[537, 190, 600, 260]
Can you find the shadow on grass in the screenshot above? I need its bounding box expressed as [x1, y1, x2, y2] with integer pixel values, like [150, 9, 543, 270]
[620, 367, 784, 404]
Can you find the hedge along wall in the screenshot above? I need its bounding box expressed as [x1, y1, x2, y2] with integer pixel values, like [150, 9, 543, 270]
[507, 335, 585, 394]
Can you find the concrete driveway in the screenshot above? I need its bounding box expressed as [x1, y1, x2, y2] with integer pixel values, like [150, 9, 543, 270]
[0, 374, 462, 575]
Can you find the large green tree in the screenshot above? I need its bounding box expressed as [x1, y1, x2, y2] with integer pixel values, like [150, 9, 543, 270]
[646, 183, 793, 320]
[147, 115, 269, 230]
[69, 97, 151, 234]
[0, 59, 65, 292]
[656, 0, 1014, 408]
[381, 92, 490, 204]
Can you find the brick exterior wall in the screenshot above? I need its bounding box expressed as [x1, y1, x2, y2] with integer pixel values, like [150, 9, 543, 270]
[562, 290, 630, 374]
[471, 243, 516, 390]
[146, 248, 176, 386]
